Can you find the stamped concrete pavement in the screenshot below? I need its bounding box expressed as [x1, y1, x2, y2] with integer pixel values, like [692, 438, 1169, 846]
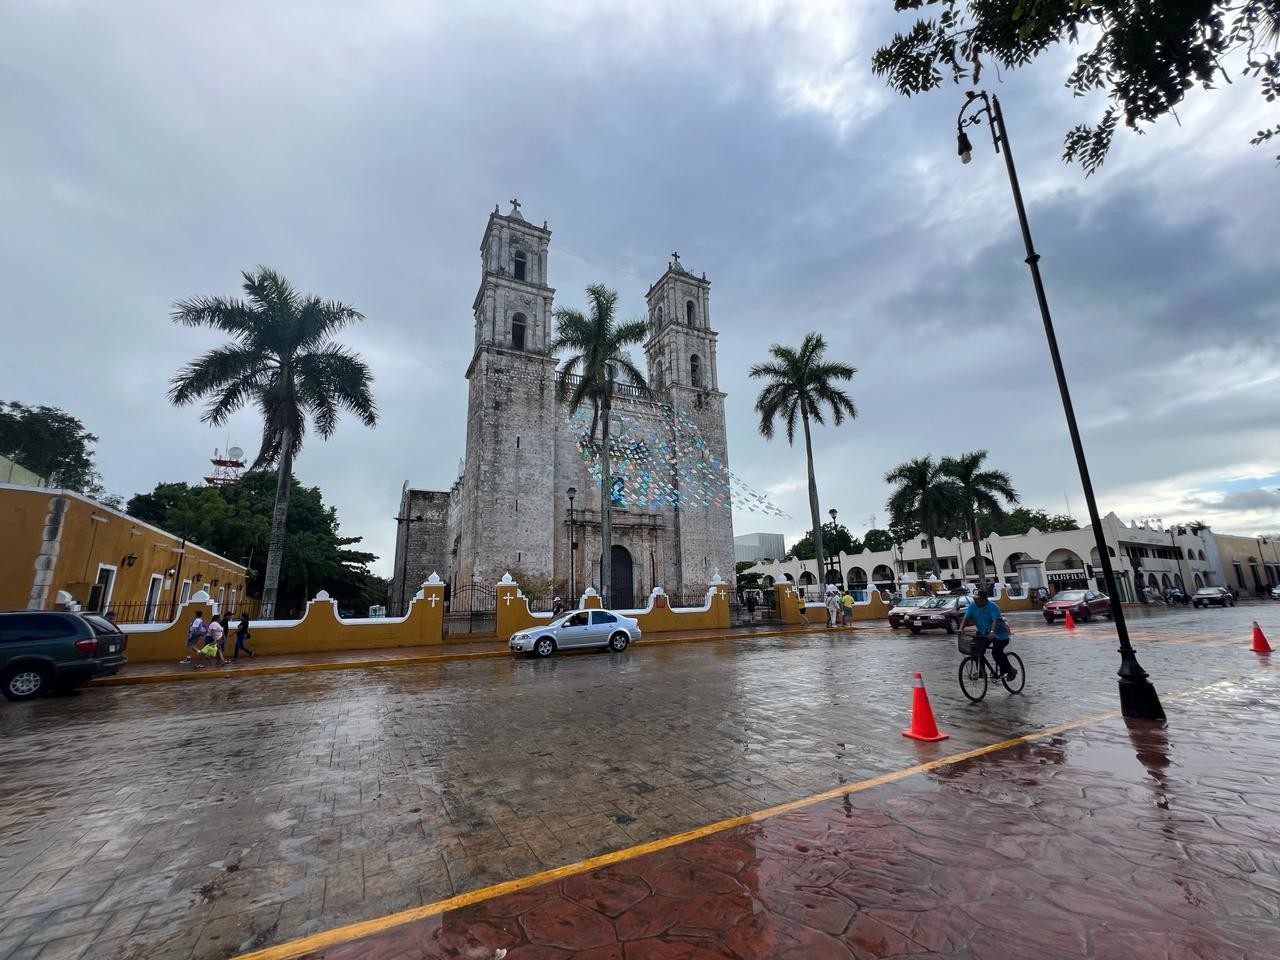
[0, 604, 1275, 959]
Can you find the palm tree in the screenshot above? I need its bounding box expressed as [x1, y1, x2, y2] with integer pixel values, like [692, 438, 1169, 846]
[885, 456, 957, 582]
[168, 267, 377, 617]
[940, 450, 1019, 593]
[750, 333, 857, 601]
[550, 284, 649, 606]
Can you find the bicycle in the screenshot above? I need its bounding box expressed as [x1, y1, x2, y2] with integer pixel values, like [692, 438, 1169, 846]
[957, 630, 1025, 703]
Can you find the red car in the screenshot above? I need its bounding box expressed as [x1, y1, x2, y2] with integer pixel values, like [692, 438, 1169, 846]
[1043, 590, 1112, 623]
[907, 596, 971, 634]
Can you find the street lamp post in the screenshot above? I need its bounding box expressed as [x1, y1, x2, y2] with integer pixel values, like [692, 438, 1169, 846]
[567, 486, 578, 603]
[957, 90, 1164, 720]
[393, 513, 425, 616]
[826, 508, 844, 589]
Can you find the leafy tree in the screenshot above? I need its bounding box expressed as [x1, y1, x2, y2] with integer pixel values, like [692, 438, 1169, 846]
[941, 451, 1020, 591]
[550, 284, 649, 606]
[127, 471, 385, 614]
[980, 506, 1077, 535]
[789, 521, 861, 560]
[0, 401, 104, 496]
[751, 333, 858, 597]
[885, 455, 959, 576]
[873, 1, 1280, 172]
[862, 528, 895, 552]
[168, 267, 378, 616]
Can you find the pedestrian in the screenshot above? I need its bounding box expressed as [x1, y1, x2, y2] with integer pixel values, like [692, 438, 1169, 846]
[216, 613, 231, 656]
[841, 589, 854, 625]
[104, 610, 118, 627]
[232, 613, 254, 659]
[745, 591, 757, 622]
[551, 595, 564, 618]
[206, 616, 225, 661]
[182, 609, 207, 664]
[825, 589, 840, 628]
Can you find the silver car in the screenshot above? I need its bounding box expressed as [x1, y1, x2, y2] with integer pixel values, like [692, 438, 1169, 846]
[508, 609, 640, 657]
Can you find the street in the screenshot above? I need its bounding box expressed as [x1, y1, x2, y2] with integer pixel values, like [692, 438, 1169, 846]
[0, 604, 1276, 959]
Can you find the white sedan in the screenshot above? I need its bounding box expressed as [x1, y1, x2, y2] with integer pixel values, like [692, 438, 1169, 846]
[509, 609, 641, 657]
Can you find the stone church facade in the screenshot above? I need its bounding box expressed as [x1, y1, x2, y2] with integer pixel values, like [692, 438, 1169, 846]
[391, 202, 735, 611]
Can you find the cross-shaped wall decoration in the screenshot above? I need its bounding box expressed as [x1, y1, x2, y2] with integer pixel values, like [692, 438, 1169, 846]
[429, 594, 438, 607]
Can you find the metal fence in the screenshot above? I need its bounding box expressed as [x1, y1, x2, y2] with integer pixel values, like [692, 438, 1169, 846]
[443, 582, 497, 636]
[108, 598, 303, 625]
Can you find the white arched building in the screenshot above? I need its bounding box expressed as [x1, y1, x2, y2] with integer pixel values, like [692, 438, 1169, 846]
[744, 514, 1233, 603]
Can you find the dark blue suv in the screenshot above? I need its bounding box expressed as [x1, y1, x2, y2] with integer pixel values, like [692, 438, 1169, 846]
[0, 611, 128, 701]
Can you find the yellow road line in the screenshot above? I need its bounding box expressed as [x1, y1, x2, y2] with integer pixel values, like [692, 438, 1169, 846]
[232, 677, 1241, 960]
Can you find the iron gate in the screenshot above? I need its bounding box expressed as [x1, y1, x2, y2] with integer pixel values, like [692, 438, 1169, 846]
[445, 582, 497, 636]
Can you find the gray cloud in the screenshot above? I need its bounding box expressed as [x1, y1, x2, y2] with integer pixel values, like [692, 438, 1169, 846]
[3, 1, 1279, 577]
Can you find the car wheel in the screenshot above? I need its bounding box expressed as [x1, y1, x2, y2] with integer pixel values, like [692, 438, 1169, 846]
[910, 626, 921, 635]
[945, 619, 957, 635]
[534, 637, 555, 658]
[1044, 614, 1054, 624]
[608, 632, 630, 652]
[3, 664, 52, 701]
[1079, 608, 1092, 623]
[889, 622, 899, 630]
[1193, 602, 1201, 608]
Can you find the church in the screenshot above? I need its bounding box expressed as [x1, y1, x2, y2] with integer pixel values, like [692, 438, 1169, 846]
[391, 201, 736, 612]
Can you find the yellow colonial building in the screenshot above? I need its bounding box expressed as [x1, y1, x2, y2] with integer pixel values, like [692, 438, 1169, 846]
[0, 482, 248, 621]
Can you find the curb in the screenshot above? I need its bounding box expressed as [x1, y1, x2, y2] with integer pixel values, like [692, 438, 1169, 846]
[90, 623, 867, 687]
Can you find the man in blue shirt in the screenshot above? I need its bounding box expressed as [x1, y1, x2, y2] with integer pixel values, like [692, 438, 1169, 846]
[962, 593, 1016, 680]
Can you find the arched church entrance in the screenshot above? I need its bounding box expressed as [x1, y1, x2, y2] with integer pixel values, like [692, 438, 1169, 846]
[610, 545, 635, 609]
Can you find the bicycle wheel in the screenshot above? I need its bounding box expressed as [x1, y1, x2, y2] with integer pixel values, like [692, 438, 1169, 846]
[1000, 652, 1026, 694]
[958, 656, 988, 703]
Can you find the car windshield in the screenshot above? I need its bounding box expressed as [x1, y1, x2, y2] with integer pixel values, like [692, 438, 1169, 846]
[1054, 591, 1088, 601]
[1195, 588, 1220, 596]
[897, 597, 929, 607]
[922, 598, 950, 608]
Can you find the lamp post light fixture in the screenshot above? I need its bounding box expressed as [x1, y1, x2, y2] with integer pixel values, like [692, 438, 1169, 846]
[567, 486, 578, 602]
[956, 89, 1163, 720]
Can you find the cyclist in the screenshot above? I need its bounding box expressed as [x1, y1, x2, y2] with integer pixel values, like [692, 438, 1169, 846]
[961, 592, 1016, 681]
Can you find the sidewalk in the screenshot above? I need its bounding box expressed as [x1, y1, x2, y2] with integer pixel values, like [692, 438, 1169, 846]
[238, 673, 1280, 960]
[92, 620, 858, 686]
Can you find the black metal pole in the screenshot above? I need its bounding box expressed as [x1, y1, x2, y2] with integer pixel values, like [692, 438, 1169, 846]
[987, 94, 1163, 719]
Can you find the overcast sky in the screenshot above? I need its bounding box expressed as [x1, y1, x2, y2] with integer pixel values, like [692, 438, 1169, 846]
[3, 1, 1278, 578]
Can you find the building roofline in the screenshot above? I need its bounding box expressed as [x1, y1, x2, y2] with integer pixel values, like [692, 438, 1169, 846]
[0, 482, 247, 572]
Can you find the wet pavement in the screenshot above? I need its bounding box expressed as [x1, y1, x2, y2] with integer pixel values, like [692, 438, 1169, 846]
[0, 603, 1276, 959]
[298, 674, 1280, 959]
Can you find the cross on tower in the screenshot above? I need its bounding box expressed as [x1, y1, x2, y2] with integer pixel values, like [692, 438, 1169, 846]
[671, 250, 680, 266]
[510, 198, 521, 215]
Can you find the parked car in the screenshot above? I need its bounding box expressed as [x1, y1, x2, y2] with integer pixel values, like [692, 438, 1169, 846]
[1043, 590, 1112, 623]
[906, 596, 971, 635]
[1192, 587, 1236, 608]
[1, 610, 128, 701]
[1271, 584, 1280, 601]
[508, 609, 640, 657]
[887, 596, 934, 629]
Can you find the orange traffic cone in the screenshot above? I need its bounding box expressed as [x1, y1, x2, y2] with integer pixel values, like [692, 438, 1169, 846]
[902, 673, 949, 742]
[1064, 609, 1077, 629]
[1252, 621, 1272, 653]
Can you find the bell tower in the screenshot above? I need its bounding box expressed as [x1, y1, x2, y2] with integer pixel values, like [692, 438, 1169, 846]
[473, 199, 554, 353]
[643, 253, 734, 593]
[455, 200, 559, 587]
[643, 252, 718, 397]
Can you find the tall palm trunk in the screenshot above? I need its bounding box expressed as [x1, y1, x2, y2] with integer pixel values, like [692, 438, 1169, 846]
[971, 510, 988, 594]
[925, 524, 941, 582]
[800, 410, 825, 602]
[260, 432, 293, 619]
[599, 395, 612, 606]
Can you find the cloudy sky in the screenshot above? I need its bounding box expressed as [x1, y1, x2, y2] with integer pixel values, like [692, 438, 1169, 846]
[3, 0, 1278, 577]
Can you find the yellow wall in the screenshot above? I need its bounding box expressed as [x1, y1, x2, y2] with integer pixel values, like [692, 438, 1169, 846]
[122, 583, 446, 663]
[0, 486, 248, 613]
[496, 583, 730, 639]
[1211, 534, 1280, 591]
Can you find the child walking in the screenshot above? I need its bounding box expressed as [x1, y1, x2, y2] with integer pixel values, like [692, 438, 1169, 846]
[232, 613, 254, 659]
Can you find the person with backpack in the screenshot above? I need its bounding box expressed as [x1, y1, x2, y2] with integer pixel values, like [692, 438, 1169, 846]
[182, 609, 207, 665]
